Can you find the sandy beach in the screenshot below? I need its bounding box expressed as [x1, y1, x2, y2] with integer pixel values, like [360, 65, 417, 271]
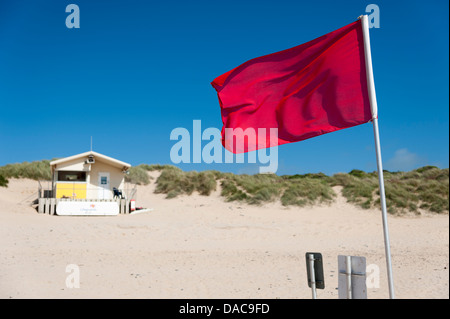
[0, 175, 448, 299]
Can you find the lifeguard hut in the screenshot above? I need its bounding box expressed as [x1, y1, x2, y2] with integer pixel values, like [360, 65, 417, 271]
[38, 151, 136, 215]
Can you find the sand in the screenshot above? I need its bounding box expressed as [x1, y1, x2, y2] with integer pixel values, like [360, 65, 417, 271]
[0, 175, 448, 299]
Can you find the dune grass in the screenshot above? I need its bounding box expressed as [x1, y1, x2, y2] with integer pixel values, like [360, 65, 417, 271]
[330, 166, 449, 214]
[152, 165, 448, 214]
[152, 168, 335, 207]
[280, 177, 335, 207]
[154, 167, 218, 198]
[0, 174, 8, 187]
[125, 164, 185, 185]
[125, 165, 151, 185]
[218, 173, 335, 207]
[220, 173, 284, 205]
[330, 172, 378, 210]
[0, 159, 448, 215]
[0, 160, 52, 181]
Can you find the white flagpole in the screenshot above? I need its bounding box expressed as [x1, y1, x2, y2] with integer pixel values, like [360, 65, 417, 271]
[360, 14, 395, 299]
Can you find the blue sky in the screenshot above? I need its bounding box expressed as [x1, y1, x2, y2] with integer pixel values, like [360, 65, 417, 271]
[0, 0, 448, 175]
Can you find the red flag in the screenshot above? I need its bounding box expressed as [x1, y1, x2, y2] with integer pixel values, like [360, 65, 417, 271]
[211, 19, 372, 154]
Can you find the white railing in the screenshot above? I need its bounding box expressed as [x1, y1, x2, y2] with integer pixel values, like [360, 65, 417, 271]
[37, 181, 137, 200]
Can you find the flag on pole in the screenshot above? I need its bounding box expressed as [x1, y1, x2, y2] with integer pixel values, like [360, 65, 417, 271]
[211, 19, 374, 154]
[211, 15, 395, 299]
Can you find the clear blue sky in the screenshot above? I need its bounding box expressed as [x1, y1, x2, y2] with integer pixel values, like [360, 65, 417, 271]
[0, 0, 448, 175]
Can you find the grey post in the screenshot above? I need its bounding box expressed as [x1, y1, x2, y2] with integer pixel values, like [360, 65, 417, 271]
[308, 253, 317, 299]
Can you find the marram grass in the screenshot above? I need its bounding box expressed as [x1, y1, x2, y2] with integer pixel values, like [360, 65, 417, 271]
[0, 160, 448, 215]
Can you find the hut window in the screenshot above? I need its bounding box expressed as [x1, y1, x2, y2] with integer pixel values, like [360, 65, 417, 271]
[57, 171, 87, 182]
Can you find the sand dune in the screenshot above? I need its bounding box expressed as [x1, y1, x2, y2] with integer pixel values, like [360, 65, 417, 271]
[0, 176, 448, 299]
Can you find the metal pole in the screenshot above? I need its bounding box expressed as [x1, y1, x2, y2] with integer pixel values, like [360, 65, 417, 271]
[346, 256, 352, 299]
[372, 118, 395, 299]
[308, 254, 317, 299]
[361, 14, 395, 299]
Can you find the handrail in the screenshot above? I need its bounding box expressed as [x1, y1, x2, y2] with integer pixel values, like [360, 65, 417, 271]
[38, 180, 138, 200]
[38, 180, 42, 198]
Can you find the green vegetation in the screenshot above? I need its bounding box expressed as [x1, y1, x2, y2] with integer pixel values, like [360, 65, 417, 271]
[280, 177, 335, 207]
[0, 160, 448, 215]
[0, 174, 8, 187]
[125, 164, 181, 185]
[125, 165, 151, 185]
[0, 160, 52, 181]
[219, 173, 335, 206]
[330, 172, 378, 209]
[221, 173, 283, 205]
[151, 165, 448, 215]
[331, 166, 449, 214]
[154, 167, 218, 198]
